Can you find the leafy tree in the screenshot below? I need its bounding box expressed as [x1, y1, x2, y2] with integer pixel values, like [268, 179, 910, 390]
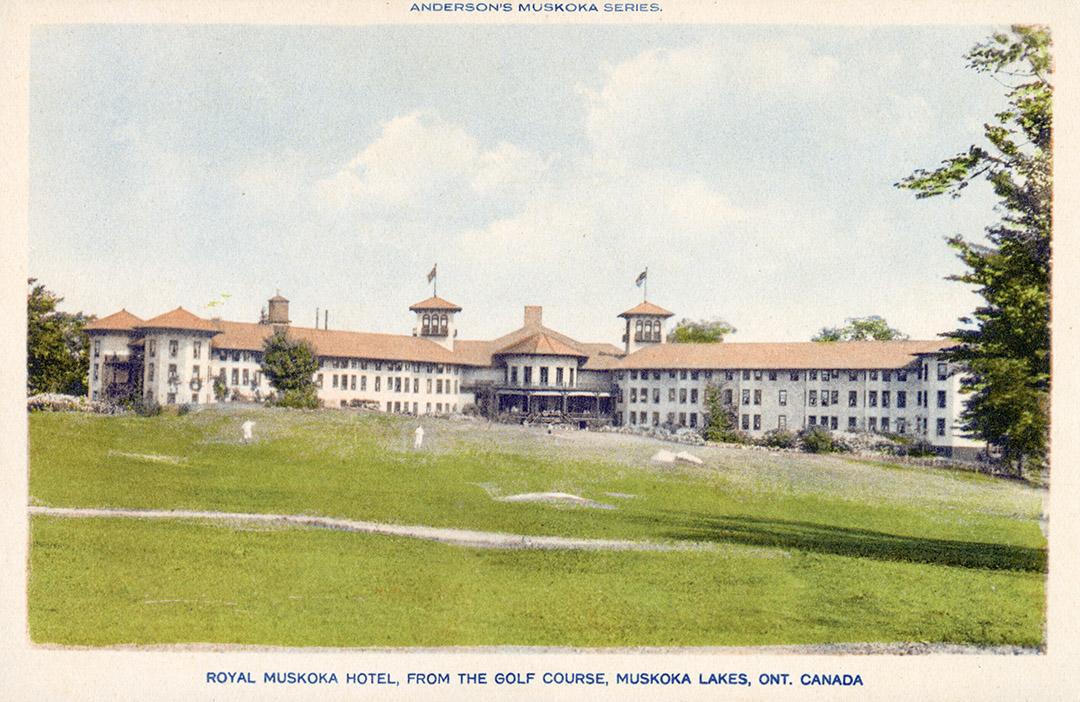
[27, 278, 92, 396]
[812, 316, 908, 342]
[260, 330, 321, 408]
[667, 317, 736, 344]
[896, 26, 1051, 477]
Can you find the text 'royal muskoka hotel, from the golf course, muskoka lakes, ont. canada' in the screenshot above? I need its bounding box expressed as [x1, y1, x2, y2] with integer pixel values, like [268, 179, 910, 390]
[83, 285, 982, 459]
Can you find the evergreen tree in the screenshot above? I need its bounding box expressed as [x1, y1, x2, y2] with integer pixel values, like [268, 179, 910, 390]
[667, 318, 736, 343]
[260, 330, 321, 408]
[897, 26, 1051, 476]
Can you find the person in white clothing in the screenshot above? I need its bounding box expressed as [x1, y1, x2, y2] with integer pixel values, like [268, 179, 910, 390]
[241, 420, 255, 443]
[414, 425, 425, 450]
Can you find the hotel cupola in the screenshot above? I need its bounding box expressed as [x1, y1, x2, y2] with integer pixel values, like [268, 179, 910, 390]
[409, 295, 462, 350]
[618, 301, 674, 354]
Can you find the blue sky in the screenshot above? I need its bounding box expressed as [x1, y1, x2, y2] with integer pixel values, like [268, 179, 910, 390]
[30, 24, 1009, 344]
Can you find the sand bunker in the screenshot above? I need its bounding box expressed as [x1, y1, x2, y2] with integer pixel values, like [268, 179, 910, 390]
[496, 492, 615, 510]
[107, 450, 185, 465]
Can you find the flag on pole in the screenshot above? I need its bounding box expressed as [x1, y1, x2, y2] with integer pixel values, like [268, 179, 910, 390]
[427, 264, 437, 284]
[635, 269, 647, 287]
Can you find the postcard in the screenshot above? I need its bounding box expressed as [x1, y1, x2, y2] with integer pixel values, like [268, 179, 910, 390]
[2, 1, 1078, 699]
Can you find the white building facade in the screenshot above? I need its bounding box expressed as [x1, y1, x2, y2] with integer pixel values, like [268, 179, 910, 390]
[84, 292, 980, 458]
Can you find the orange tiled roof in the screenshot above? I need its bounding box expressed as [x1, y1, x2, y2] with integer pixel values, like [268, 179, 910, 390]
[211, 320, 474, 365]
[618, 301, 674, 318]
[494, 331, 589, 358]
[455, 323, 622, 371]
[85, 309, 143, 332]
[408, 296, 462, 312]
[618, 340, 951, 370]
[136, 307, 220, 333]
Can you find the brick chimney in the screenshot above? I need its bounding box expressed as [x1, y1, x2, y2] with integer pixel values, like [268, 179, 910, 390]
[523, 305, 542, 328]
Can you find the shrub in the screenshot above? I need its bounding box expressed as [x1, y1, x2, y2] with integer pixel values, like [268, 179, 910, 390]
[134, 397, 162, 417]
[273, 386, 321, 409]
[760, 429, 798, 449]
[213, 376, 227, 401]
[178, 403, 194, 416]
[799, 426, 835, 453]
[902, 439, 938, 457]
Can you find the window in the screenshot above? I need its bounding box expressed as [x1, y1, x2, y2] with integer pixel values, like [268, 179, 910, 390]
[413, 378, 419, 393]
[193, 341, 201, 359]
[678, 412, 686, 426]
[691, 371, 699, 381]
[679, 388, 687, 404]
[937, 391, 947, 409]
[742, 370, 750, 380]
[938, 362, 948, 381]
[809, 370, 818, 381]
[375, 377, 381, 392]
[539, 367, 549, 386]
[790, 371, 800, 381]
[653, 388, 660, 403]
[831, 390, 839, 405]
[690, 388, 698, 404]
[830, 416, 838, 430]
[848, 371, 858, 381]
[848, 390, 858, 408]
[848, 416, 857, 430]
[778, 415, 787, 430]
[653, 412, 661, 426]
[191, 364, 199, 381]
[725, 371, 735, 381]
[689, 413, 697, 428]
[753, 415, 761, 430]
[191, 394, 199, 404]
[523, 367, 532, 385]
[169, 340, 178, 358]
[897, 391, 907, 408]
[821, 391, 830, 407]
[808, 415, 816, 425]
[332, 374, 339, 389]
[882, 391, 890, 408]
[809, 390, 817, 406]
[820, 370, 830, 382]
[148, 339, 157, 356]
[680, 370, 688, 380]
[937, 418, 946, 436]
[396, 377, 403, 393]
[166, 393, 176, 405]
[753, 370, 763, 381]
[422, 314, 431, 334]
[510, 367, 518, 385]
[93, 340, 101, 358]
[629, 411, 637, 425]
[556, 368, 564, 386]
[753, 389, 761, 405]
[897, 370, 907, 381]
[882, 371, 891, 382]
[881, 417, 890, 432]
[630, 388, 637, 403]
[869, 391, 878, 407]
[436, 379, 444, 394]
[653, 371, 661, 380]
[741, 414, 749, 430]
[361, 376, 367, 391]
[768, 371, 777, 381]
[778, 389, 788, 406]
[667, 412, 675, 424]
[630, 370, 638, 380]
[868, 417, 877, 431]
[742, 389, 750, 405]
[722, 389, 733, 405]
[869, 370, 878, 380]
[231, 368, 239, 385]
[896, 418, 907, 434]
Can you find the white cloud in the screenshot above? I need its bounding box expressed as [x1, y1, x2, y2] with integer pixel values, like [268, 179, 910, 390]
[312, 112, 548, 224]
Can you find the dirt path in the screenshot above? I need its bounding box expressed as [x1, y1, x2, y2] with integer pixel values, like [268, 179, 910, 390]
[29, 505, 710, 553]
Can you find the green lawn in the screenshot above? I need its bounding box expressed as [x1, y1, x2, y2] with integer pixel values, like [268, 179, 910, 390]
[27, 409, 1047, 647]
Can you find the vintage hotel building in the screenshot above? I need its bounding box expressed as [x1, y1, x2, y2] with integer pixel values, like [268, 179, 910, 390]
[84, 292, 980, 457]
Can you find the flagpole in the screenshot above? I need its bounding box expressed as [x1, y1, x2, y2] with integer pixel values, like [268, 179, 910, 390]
[434, 264, 437, 297]
[644, 266, 648, 302]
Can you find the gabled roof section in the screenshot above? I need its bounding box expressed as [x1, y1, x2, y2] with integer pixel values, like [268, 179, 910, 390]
[618, 340, 951, 370]
[136, 307, 220, 333]
[85, 309, 143, 332]
[618, 301, 674, 318]
[409, 296, 462, 312]
[494, 331, 589, 359]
